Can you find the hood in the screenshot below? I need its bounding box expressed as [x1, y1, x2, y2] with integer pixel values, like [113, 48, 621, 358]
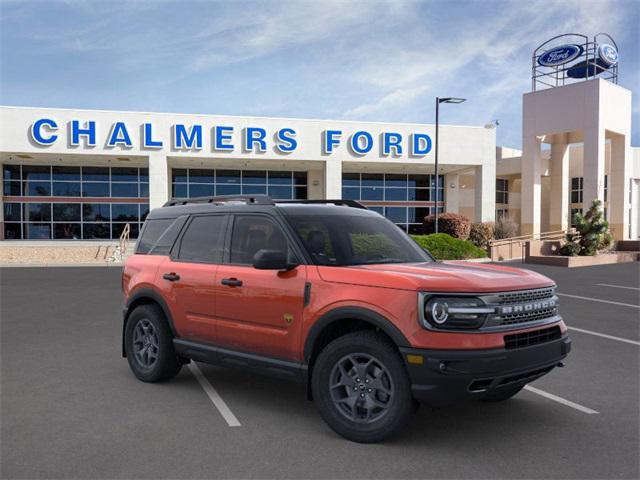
[316, 261, 554, 293]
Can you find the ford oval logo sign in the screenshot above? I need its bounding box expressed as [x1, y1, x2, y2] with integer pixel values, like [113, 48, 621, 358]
[598, 44, 618, 66]
[538, 44, 583, 67]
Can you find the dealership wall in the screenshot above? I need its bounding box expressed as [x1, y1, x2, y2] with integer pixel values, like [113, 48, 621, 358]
[0, 106, 497, 241]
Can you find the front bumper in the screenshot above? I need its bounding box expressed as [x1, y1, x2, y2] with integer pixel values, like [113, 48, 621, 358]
[399, 334, 571, 406]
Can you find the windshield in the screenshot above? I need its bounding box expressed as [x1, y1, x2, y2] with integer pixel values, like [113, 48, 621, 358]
[285, 212, 433, 266]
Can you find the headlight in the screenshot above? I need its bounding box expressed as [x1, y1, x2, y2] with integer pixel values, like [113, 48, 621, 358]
[422, 296, 495, 330]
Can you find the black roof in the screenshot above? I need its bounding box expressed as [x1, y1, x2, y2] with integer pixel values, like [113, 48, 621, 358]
[147, 195, 375, 220]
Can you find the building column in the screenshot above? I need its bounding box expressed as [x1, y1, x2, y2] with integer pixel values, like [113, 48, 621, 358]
[324, 159, 342, 199]
[445, 173, 459, 214]
[306, 169, 324, 200]
[148, 153, 169, 210]
[521, 135, 543, 236]
[609, 134, 631, 240]
[474, 163, 495, 223]
[549, 134, 570, 232]
[582, 126, 606, 212]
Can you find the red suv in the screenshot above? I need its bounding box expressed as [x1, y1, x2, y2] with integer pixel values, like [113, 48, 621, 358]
[122, 196, 571, 442]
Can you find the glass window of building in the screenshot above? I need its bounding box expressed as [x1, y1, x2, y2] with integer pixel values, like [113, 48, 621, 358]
[341, 172, 443, 232]
[171, 168, 307, 200]
[496, 178, 509, 204]
[571, 177, 583, 203]
[2, 164, 148, 240]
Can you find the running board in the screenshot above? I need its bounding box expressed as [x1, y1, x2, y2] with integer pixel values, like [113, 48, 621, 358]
[173, 338, 307, 383]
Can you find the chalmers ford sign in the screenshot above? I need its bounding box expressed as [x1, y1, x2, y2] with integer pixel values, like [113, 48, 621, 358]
[28, 118, 434, 157]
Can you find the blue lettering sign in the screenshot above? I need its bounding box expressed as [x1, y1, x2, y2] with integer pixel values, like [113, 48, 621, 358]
[323, 130, 342, 154]
[214, 126, 234, 151]
[382, 132, 403, 156]
[350, 131, 373, 155]
[71, 120, 96, 147]
[30, 118, 58, 145]
[244, 127, 267, 152]
[275, 128, 297, 153]
[143, 123, 163, 148]
[411, 133, 432, 156]
[107, 122, 132, 148]
[173, 124, 202, 150]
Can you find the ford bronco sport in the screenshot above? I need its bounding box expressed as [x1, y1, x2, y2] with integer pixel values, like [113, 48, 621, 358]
[122, 195, 571, 443]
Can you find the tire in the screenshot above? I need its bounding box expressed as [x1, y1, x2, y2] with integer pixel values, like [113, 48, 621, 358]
[124, 304, 182, 382]
[480, 384, 525, 402]
[311, 331, 415, 443]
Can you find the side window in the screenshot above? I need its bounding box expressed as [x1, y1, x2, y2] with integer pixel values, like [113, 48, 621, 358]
[291, 220, 335, 265]
[148, 216, 188, 255]
[230, 215, 293, 265]
[136, 218, 174, 254]
[177, 215, 226, 263]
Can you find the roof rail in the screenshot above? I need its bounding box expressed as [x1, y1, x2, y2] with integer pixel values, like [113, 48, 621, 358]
[275, 199, 367, 209]
[163, 195, 274, 207]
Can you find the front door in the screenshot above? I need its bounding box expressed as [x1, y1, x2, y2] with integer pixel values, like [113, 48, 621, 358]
[214, 214, 307, 361]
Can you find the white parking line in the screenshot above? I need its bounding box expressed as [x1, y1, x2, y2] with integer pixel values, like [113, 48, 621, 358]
[524, 385, 599, 415]
[568, 326, 640, 346]
[188, 362, 241, 427]
[557, 292, 639, 309]
[596, 283, 640, 291]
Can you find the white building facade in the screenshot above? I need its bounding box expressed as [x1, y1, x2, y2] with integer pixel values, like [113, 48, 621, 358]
[0, 106, 496, 241]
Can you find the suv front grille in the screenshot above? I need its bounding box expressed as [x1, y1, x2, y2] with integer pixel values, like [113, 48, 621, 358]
[500, 306, 558, 325]
[496, 287, 556, 305]
[504, 326, 562, 350]
[483, 287, 559, 328]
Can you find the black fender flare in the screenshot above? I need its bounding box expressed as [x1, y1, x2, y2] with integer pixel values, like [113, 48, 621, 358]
[122, 288, 177, 356]
[303, 306, 410, 363]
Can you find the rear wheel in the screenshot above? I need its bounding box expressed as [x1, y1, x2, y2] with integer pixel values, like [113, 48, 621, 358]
[124, 304, 182, 382]
[311, 331, 414, 443]
[480, 384, 525, 402]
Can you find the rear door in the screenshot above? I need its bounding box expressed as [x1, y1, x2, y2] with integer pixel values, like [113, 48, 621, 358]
[213, 213, 307, 361]
[159, 214, 228, 343]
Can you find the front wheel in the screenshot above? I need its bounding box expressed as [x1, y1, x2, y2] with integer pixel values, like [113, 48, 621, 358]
[311, 331, 415, 443]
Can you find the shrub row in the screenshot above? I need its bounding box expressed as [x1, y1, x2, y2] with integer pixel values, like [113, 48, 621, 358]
[421, 212, 520, 250]
[411, 233, 488, 260]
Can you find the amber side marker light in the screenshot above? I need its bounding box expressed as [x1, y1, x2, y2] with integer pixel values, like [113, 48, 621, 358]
[406, 354, 424, 365]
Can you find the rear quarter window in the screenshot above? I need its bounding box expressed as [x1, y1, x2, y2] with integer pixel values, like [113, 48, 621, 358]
[136, 218, 178, 254]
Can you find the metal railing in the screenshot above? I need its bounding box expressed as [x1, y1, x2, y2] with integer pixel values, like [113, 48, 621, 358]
[105, 223, 131, 263]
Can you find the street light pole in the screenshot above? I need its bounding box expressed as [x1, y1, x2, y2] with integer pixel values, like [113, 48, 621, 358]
[435, 97, 440, 233]
[433, 96, 466, 234]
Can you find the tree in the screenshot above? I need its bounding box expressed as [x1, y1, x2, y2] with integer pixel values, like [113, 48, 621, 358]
[560, 199, 613, 256]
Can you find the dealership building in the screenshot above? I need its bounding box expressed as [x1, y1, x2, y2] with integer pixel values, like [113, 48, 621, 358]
[0, 35, 638, 244]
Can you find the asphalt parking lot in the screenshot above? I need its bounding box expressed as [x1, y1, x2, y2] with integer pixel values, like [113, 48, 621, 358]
[1, 262, 638, 479]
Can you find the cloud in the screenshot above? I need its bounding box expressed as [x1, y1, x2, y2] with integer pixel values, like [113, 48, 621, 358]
[342, 0, 628, 117]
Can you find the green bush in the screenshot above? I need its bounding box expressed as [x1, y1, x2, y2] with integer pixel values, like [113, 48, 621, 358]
[411, 233, 488, 260]
[423, 213, 471, 240]
[469, 222, 495, 249]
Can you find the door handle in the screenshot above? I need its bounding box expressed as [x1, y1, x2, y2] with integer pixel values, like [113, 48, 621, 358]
[221, 278, 243, 287]
[162, 272, 180, 282]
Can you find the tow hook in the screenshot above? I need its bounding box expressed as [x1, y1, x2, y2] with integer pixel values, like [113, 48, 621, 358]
[557, 362, 565, 368]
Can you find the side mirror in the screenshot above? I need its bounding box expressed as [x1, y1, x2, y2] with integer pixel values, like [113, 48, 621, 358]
[252, 249, 297, 271]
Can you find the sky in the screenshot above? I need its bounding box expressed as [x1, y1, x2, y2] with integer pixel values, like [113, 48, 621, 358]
[1, 0, 638, 148]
